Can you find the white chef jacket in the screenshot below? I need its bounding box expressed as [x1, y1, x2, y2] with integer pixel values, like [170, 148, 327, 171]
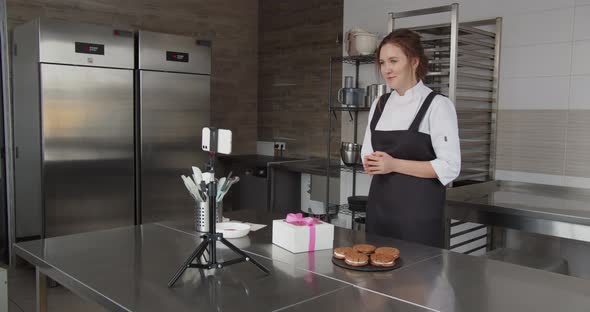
[361, 80, 461, 186]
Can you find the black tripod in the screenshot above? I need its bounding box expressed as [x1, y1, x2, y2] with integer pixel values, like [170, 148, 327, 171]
[167, 153, 270, 287]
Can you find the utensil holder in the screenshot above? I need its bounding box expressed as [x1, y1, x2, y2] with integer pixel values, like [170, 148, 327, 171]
[195, 200, 223, 232]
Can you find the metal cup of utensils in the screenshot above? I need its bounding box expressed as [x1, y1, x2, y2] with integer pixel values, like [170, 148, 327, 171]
[338, 88, 365, 107]
[195, 199, 223, 232]
[367, 84, 378, 97]
[344, 76, 354, 88]
[196, 201, 209, 232]
[376, 84, 387, 96]
[365, 84, 387, 107]
[364, 95, 371, 107]
[340, 142, 362, 166]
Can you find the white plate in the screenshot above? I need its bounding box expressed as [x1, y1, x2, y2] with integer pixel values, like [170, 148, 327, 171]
[216, 222, 251, 239]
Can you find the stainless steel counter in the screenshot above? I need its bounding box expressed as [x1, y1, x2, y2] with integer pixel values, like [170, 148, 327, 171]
[279, 286, 431, 312]
[14, 211, 590, 312]
[15, 224, 350, 312]
[267, 158, 340, 177]
[371, 250, 590, 312]
[446, 180, 590, 243]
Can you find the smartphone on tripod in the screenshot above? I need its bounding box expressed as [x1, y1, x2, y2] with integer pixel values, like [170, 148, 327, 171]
[167, 127, 269, 288]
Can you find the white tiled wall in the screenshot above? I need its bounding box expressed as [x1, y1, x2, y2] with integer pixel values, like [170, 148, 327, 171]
[499, 76, 570, 110]
[501, 8, 574, 47]
[573, 5, 590, 40]
[342, 0, 590, 192]
[501, 42, 572, 78]
[490, 0, 575, 14]
[572, 40, 590, 75]
[569, 75, 590, 110]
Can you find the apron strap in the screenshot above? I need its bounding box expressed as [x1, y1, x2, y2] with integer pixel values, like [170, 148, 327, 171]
[408, 91, 437, 132]
[370, 92, 391, 131]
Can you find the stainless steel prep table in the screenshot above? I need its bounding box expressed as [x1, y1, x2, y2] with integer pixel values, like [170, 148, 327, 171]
[14, 210, 590, 312]
[446, 180, 590, 243]
[366, 249, 590, 312]
[158, 219, 590, 312]
[14, 224, 351, 312]
[278, 286, 432, 312]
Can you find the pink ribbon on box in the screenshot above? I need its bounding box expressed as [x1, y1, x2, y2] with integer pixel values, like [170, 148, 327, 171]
[285, 213, 321, 252]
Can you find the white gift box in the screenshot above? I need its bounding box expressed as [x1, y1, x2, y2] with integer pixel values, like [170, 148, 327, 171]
[272, 219, 334, 253]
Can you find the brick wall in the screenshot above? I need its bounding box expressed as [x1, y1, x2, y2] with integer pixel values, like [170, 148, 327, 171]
[258, 0, 343, 158]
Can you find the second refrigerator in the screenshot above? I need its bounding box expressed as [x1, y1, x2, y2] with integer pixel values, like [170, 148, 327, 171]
[137, 31, 212, 223]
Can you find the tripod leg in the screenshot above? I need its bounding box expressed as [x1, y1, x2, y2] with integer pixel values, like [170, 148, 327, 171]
[201, 248, 209, 263]
[195, 256, 208, 280]
[167, 238, 210, 287]
[220, 237, 270, 274]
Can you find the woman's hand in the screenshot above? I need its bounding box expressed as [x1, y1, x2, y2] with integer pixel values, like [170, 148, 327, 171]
[365, 152, 439, 179]
[364, 151, 398, 175]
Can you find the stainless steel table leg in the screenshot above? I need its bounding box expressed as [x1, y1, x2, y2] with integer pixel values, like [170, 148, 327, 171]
[36, 267, 48, 312]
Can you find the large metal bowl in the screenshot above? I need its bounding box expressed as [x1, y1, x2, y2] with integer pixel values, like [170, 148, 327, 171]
[340, 142, 362, 166]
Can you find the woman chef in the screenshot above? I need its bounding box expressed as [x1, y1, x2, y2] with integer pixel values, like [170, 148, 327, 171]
[361, 29, 461, 248]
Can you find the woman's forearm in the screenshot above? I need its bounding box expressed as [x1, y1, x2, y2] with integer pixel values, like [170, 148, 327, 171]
[391, 158, 437, 179]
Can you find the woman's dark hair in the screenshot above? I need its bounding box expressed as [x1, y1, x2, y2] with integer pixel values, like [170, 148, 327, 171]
[375, 29, 428, 82]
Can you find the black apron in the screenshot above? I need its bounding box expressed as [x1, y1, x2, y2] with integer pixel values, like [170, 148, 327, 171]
[366, 91, 446, 248]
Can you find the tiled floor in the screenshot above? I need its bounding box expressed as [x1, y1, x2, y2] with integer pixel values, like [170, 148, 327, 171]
[1, 262, 107, 312]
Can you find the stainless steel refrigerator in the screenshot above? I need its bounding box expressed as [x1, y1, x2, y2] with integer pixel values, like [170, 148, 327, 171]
[137, 31, 211, 223]
[12, 19, 135, 238]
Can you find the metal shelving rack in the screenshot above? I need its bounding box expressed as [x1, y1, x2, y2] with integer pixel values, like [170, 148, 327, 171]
[324, 55, 374, 220]
[388, 4, 502, 185]
[387, 4, 502, 254]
